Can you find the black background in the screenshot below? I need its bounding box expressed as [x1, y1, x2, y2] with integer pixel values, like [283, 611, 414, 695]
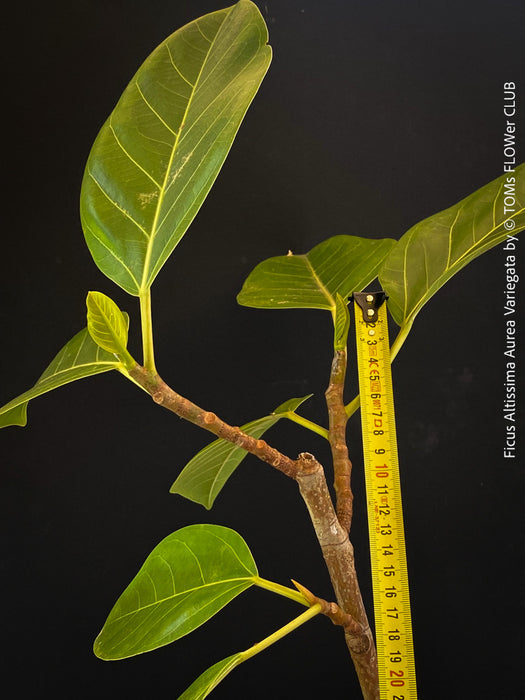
[1, 1, 523, 698]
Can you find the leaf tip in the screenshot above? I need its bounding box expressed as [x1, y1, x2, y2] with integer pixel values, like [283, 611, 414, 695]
[93, 635, 109, 661]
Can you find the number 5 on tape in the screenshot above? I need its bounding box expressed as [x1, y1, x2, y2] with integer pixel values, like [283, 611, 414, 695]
[353, 292, 418, 700]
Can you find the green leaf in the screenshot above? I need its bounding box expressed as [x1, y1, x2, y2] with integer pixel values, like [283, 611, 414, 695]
[170, 395, 312, 508]
[333, 292, 350, 350]
[86, 291, 135, 368]
[170, 415, 279, 508]
[177, 654, 243, 700]
[80, 0, 271, 295]
[0, 403, 28, 428]
[379, 164, 525, 327]
[272, 394, 313, 416]
[0, 329, 123, 429]
[237, 235, 396, 311]
[94, 525, 258, 660]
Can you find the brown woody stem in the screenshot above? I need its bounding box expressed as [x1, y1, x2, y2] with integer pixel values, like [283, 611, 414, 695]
[291, 579, 365, 635]
[296, 454, 378, 700]
[128, 365, 379, 699]
[128, 366, 300, 479]
[326, 348, 354, 532]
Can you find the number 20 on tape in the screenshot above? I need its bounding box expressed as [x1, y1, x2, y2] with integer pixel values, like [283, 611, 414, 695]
[353, 292, 418, 700]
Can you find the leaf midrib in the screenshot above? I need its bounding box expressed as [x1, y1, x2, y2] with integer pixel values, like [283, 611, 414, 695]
[89, 297, 127, 354]
[41, 361, 119, 380]
[303, 255, 335, 310]
[139, 6, 234, 293]
[112, 576, 255, 622]
[405, 203, 524, 323]
[148, 27, 265, 286]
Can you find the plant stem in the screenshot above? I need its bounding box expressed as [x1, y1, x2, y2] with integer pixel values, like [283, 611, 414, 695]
[239, 604, 322, 662]
[139, 288, 156, 373]
[128, 366, 301, 479]
[253, 576, 309, 606]
[326, 347, 353, 531]
[283, 411, 329, 440]
[291, 579, 367, 634]
[389, 318, 413, 362]
[296, 453, 379, 700]
[345, 393, 361, 419]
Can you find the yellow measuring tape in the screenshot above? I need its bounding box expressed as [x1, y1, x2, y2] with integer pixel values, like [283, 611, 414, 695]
[353, 292, 417, 700]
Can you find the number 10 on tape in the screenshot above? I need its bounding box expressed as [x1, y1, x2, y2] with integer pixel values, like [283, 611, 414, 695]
[353, 292, 418, 700]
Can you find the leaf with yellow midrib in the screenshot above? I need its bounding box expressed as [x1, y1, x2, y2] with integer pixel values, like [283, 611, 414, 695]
[379, 164, 525, 327]
[238, 235, 396, 311]
[80, 0, 272, 296]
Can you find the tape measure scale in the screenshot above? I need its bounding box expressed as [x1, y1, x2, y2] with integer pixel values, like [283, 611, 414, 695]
[353, 292, 418, 700]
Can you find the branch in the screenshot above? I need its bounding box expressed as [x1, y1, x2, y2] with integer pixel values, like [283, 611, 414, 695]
[129, 366, 301, 479]
[326, 348, 353, 531]
[291, 580, 365, 636]
[296, 453, 379, 700]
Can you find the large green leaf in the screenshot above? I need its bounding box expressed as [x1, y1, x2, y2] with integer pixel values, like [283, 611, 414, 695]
[170, 395, 312, 509]
[94, 525, 258, 660]
[379, 164, 525, 326]
[80, 0, 271, 295]
[0, 328, 123, 428]
[237, 235, 396, 311]
[178, 654, 243, 700]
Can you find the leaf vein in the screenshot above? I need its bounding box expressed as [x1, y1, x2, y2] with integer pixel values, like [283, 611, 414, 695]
[165, 43, 195, 87]
[135, 81, 178, 136]
[110, 578, 252, 622]
[83, 219, 141, 290]
[88, 172, 150, 240]
[109, 120, 162, 189]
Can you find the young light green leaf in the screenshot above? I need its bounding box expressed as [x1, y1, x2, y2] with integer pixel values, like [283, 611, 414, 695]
[80, 0, 271, 295]
[237, 235, 396, 311]
[379, 164, 525, 327]
[170, 395, 312, 509]
[86, 291, 128, 352]
[333, 293, 350, 350]
[86, 291, 135, 368]
[94, 525, 258, 660]
[0, 329, 123, 429]
[177, 654, 244, 700]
